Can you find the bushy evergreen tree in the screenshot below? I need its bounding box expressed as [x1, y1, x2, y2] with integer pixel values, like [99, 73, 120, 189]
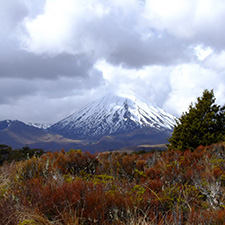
[168, 89, 225, 151]
[0, 144, 45, 165]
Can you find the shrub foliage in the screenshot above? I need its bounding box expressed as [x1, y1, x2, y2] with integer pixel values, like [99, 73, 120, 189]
[1, 144, 225, 224]
[0, 144, 45, 165]
[168, 89, 225, 151]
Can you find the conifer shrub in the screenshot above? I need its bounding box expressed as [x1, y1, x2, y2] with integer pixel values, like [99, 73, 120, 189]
[168, 89, 225, 151]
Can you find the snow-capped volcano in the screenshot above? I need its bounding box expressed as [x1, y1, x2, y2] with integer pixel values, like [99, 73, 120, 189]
[48, 91, 176, 140]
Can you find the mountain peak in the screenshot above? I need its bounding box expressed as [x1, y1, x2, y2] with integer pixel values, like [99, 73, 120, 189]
[102, 90, 154, 106]
[0, 120, 20, 130]
[48, 92, 176, 140]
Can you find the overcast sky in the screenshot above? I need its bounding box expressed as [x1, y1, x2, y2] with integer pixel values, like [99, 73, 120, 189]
[1, 0, 225, 124]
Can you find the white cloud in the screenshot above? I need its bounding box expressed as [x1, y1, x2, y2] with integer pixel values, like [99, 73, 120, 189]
[22, 0, 192, 67]
[1, 0, 225, 123]
[143, 0, 225, 47]
[204, 51, 225, 71]
[194, 45, 213, 61]
[163, 64, 222, 115]
[96, 60, 225, 116]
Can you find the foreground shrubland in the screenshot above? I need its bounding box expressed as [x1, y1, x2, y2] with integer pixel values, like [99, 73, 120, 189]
[1, 144, 225, 224]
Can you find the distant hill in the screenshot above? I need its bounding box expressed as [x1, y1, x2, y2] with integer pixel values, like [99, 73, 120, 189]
[0, 120, 84, 151]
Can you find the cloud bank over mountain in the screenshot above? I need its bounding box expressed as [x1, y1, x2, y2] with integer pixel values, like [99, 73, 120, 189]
[1, 0, 225, 123]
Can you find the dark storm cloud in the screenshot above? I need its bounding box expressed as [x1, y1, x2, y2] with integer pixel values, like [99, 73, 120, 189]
[0, 78, 37, 104]
[0, 67, 104, 105]
[107, 32, 191, 67]
[0, 51, 95, 79]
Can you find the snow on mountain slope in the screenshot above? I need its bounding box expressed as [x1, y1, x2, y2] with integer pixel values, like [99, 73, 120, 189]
[27, 122, 51, 130]
[48, 91, 176, 139]
[0, 120, 17, 130]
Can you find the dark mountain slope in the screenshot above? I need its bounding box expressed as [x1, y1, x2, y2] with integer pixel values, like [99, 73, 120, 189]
[0, 120, 84, 150]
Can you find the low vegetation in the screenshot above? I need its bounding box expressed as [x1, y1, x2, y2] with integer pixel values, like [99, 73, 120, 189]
[0, 144, 45, 166]
[1, 143, 225, 224]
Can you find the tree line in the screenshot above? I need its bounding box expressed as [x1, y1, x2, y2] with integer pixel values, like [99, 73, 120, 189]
[0, 144, 45, 165]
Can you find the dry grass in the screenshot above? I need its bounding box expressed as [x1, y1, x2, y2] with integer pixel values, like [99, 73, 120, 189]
[3, 211, 52, 225]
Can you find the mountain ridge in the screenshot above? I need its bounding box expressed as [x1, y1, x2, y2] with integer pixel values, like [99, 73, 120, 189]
[0, 92, 176, 152]
[0, 120, 84, 151]
[48, 91, 176, 141]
